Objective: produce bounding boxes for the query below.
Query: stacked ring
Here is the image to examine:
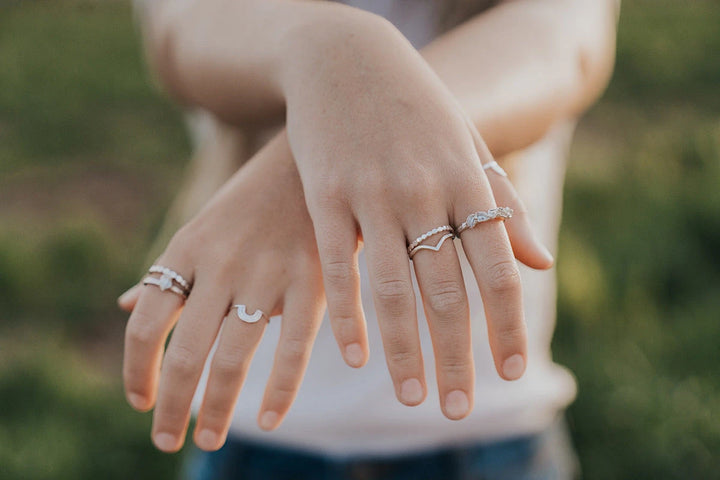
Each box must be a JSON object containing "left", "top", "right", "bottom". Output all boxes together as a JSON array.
[
  {"left": 148, "top": 265, "right": 191, "bottom": 290},
  {"left": 407, "top": 225, "right": 455, "bottom": 259},
  {"left": 455, "top": 207, "right": 513, "bottom": 236},
  {"left": 142, "top": 265, "right": 192, "bottom": 299}
]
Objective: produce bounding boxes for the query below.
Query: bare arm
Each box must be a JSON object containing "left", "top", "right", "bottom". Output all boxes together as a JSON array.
[
  {"left": 421, "top": 0, "right": 618, "bottom": 157},
  {"left": 139, "top": 0, "right": 616, "bottom": 155},
  {"left": 139, "top": 0, "right": 388, "bottom": 126}
]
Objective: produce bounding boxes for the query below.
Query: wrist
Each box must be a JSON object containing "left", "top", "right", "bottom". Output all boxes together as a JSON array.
[{"left": 278, "top": 5, "right": 407, "bottom": 103}]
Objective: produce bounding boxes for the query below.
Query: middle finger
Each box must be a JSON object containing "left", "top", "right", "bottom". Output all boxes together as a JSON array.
[{"left": 407, "top": 217, "right": 474, "bottom": 420}]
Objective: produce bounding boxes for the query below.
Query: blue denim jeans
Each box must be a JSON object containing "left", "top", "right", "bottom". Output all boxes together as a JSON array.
[{"left": 181, "top": 418, "right": 579, "bottom": 480}]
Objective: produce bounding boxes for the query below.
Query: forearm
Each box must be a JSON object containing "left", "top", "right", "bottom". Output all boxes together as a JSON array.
[
  {"left": 421, "top": 0, "right": 617, "bottom": 157},
  {"left": 140, "top": 0, "right": 397, "bottom": 127}
]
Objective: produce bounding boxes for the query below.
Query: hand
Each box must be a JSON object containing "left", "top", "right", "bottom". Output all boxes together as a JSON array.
[
  {"left": 119, "top": 131, "right": 326, "bottom": 452},
  {"left": 281, "top": 17, "right": 553, "bottom": 420}
]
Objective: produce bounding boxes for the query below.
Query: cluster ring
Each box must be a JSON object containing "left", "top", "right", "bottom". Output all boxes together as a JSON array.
[
  {"left": 455, "top": 207, "right": 514, "bottom": 236},
  {"left": 142, "top": 276, "right": 189, "bottom": 299},
  {"left": 148, "top": 265, "right": 191, "bottom": 290},
  {"left": 142, "top": 264, "right": 192, "bottom": 299}
]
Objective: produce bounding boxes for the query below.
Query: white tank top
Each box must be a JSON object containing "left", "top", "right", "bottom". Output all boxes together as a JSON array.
[{"left": 134, "top": 0, "right": 578, "bottom": 456}]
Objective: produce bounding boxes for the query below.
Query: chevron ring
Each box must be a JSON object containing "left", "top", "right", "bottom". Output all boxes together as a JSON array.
[
  {"left": 408, "top": 225, "right": 456, "bottom": 259},
  {"left": 233, "top": 304, "right": 267, "bottom": 324}
]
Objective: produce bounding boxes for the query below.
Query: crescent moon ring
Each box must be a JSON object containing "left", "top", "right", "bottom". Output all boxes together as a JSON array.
[{"left": 233, "top": 304, "right": 267, "bottom": 324}]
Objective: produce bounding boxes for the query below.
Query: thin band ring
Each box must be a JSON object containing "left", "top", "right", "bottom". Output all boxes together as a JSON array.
[
  {"left": 455, "top": 207, "right": 514, "bottom": 236},
  {"left": 408, "top": 232, "right": 455, "bottom": 259},
  {"left": 233, "top": 304, "right": 269, "bottom": 324},
  {"left": 482, "top": 161, "right": 508, "bottom": 177},
  {"left": 142, "top": 276, "right": 189, "bottom": 299},
  {"left": 407, "top": 225, "right": 454, "bottom": 254}
]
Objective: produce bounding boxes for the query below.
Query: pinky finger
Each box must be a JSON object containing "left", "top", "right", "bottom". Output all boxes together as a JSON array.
[
  {"left": 117, "top": 284, "right": 142, "bottom": 312},
  {"left": 464, "top": 115, "right": 554, "bottom": 270},
  {"left": 257, "top": 286, "right": 325, "bottom": 431},
  {"left": 483, "top": 167, "right": 554, "bottom": 270}
]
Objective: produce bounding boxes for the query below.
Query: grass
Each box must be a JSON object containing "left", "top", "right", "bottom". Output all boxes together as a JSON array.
[{"left": 1, "top": 0, "right": 719, "bottom": 478}]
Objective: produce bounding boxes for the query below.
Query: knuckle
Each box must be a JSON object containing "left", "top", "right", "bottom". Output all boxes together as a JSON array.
[
  {"left": 437, "top": 355, "right": 472, "bottom": 376},
  {"left": 375, "top": 278, "right": 412, "bottom": 303},
  {"left": 425, "top": 281, "right": 466, "bottom": 318},
  {"left": 271, "top": 379, "right": 298, "bottom": 398},
  {"left": 164, "top": 343, "right": 202, "bottom": 377},
  {"left": 487, "top": 260, "right": 522, "bottom": 294},
  {"left": 211, "top": 351, "right": 246, "bottom": 379},
  {"left": 495, "top": 322, "right": 527, "bottom": 348},
  {"left": 279, "top": 335, "right": 310, "bottom": 365},
  {"left": 199, "top": 403, "right": 228, "bottom": 427},
  {"left": 126, "top": 313, "right": 162, "bottom": 348},
  {"left": 165, "top": 225, "right": 196, "bottom": 258},
  {"left": 387, "top": 346, "right": 418, "bottom": 370},
  {"left": 323, "top": 260, "right": 357, "bottom": 287}
]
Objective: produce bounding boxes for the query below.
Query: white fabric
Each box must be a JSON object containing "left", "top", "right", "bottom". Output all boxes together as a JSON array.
[
  {"left": 132, "top": 0, "right": 578, "bottom": 457},
  {"left": 337, "top": 0, "right": 439, "bottom": 49}
]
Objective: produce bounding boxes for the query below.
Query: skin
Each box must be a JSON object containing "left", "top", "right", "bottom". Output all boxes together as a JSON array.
[{"left": 120, "top": 0, "right": 617, "bottom": 453}]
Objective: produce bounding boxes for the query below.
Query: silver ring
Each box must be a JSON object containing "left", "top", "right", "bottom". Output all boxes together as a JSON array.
[
  {"left": 148, "top": 265, "right": 191, "bottom": 290},
  {"left": 142, "top": 276, "right": 189, "bottom": 299},
  {"left": 407, "top": 225, "right": 454, "bottom": 254},
  {"left": 482, "top": 161, "right": 508, "bottom": 177},
  {"left": 408, "top": 233, "right": 454, "bottom": 259},
  {"left": 455, "top": 207, "right": 513, "bottom": 236},
  {"left": 233, "top": 304, "right": 268, "bottom": 324}
]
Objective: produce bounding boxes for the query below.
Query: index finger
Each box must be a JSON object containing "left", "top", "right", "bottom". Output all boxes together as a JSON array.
[{"left": 453, "top": 177, "right": 527, "bottom": 381}]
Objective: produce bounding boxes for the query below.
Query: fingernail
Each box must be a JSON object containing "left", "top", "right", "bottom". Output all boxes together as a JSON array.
[
  {"left": 118, "top": 286, "right": 136, "bottom": 304},
  {"left": 400, "top": 378, "right": 423, "bottom": 405},
  {"left": 259, "top": 411, "right": 279, "bottom": 431},
  {"left": 540, "top": 244, "right": 554, "bottom": 264},
  {"left": 196, "top": 429, "right": 220, "bottom": 451},
  {"left": 444, "top": 390, "right": 470, "bottom": 419},
  {"left": 153, "top": 432, "right": 179, "bottom": 452},
  {"left": 127, "top": 393, "right": 148, "bottom": 410},
  {"left": 344, "top": 343, "right": 364, "bottom": 367},
  {"left": 502, "top": 354, "right": 525, "bottom": 380}
]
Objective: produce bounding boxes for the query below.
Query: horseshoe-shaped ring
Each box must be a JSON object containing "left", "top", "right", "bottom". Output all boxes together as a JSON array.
[{"left": 233, "top": 304, "right": 268, "bottom": 324}]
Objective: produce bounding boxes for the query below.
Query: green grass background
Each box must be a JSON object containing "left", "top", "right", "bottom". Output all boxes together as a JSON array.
[{"left": 1, "top": 1, "right": 718, "bottom": 478}]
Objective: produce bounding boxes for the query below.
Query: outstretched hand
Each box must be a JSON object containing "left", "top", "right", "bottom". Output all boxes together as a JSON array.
[
  {"left": 282, "top": 20, "right": 552, "bottom": 420},
  {"left": 120, "top": 132, "right": 326, "bottom": 452},
  {"left": 120, "top": 6, "right": 555, "bottom": 454}
]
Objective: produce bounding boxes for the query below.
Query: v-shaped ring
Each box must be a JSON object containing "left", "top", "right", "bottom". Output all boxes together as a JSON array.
[{"left": 408, "top": 233, "right": 454, "bottom": 259}]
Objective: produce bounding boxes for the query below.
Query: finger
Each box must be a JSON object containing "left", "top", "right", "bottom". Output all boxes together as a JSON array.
[
  {"left": 151, "top": 280, "right": 229, "bottom": 453},
  {"left": 311, "top": 205, "right": 368, "bottom": 368},
  {"left": 362, "top": 215, "right": 426, "bottom": 406},
  {"left": 465, "top": 116, "right": 553, "bottom": 269},
  {"left": 408, "top": 219, "right": 474, "bottom": 420},
  {"left": 454, "top": 178, "right": 528, "bottom": 382},
  {"left": 193, "top": 296, "right": 272, "bottom": 451},
  {"left": 257, "top": 285, "right": 325, "bottom": 431},
  {"left": 484, "top": 167, "right": 554, "bottom": 269},
  {"left": 123, "top": 264, "right": 192, "bottom": 412},
  {"left": 118, "top": 283, "right": 142, "bottom": 312}
]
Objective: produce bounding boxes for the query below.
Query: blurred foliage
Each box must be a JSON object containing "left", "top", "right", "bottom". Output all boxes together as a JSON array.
[
  {"left": 554, "top": 1, "right": 720, "bottom": 478},
  {"left": 0, "top": 0, "right": 718, "bottom": 479}
]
